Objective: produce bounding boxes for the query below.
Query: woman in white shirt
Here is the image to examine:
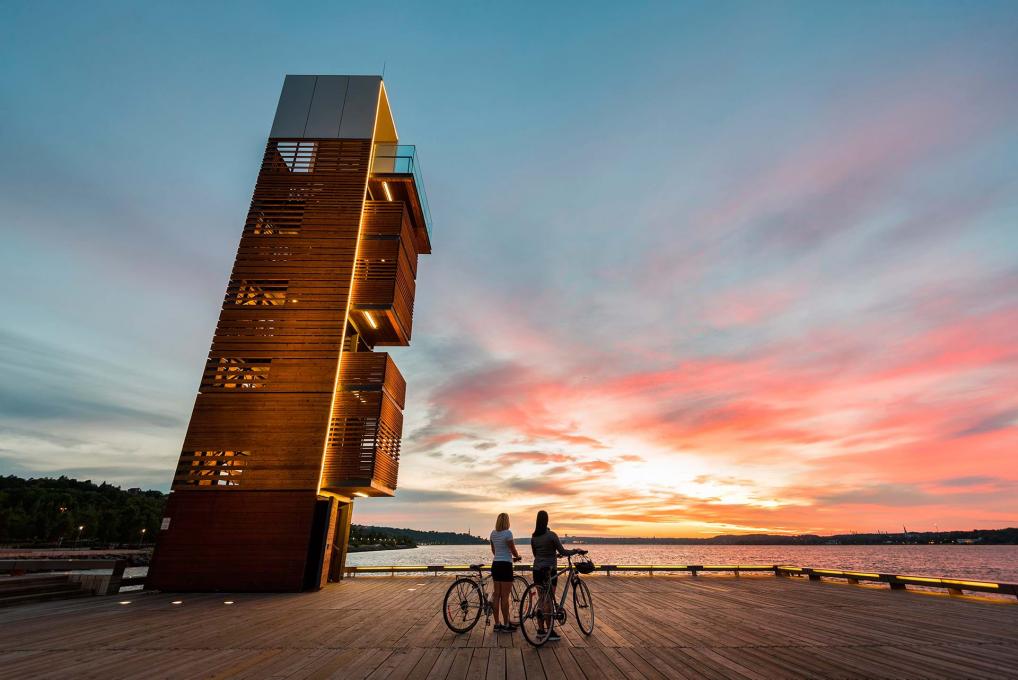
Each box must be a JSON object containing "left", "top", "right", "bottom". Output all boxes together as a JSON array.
[{"left": 489, "top": 512, "right": 521, "bottom": 632}]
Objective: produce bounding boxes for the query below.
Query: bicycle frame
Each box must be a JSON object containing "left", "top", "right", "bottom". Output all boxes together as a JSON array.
[
  {"left": 540, "top": 555, "right": 582, "bottom": 617},
  {"left": 471, "top": 568, "right": 493, "bottom": 613},
  {"left": 444, "top": 564, "right": 530, "bottom": 635},
  {"left": 474, "top": 565, "right": 523, "bottom": 615}
]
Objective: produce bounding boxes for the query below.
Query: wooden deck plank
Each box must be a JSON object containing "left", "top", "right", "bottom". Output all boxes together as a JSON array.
[
  {"left": 534, "top": 647, "right": 567, "bottom": 680},
  {"left": 0, "top": 575, "right": 1015, "bottom": 679},
  {"left": 550, "top": 646, "right": 587, "bottom": 680},
  {"left": 503, "top": 648, "right": 525, "bottom": 680},
  {"left": 612, "top": 647, "right": 671, "bottom": 680},
  {"left": 424, "top": 648, "right": 458, "bottom": 680},
  {"left": 486, "top": 647, "right": 507, "bottom": 680}
]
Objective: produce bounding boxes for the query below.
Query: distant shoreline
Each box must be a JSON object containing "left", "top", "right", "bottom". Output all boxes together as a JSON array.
[
  {"left": 552, "top": 528, "right": 1018, "bottom": 546},
  {"left": 348, "top": 544, "right": 416, "bottom": 553}
]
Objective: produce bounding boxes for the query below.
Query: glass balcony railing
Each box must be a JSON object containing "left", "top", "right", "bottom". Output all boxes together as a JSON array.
[{"left": 372, "top": 144, "right": 432, "bottom": 239}]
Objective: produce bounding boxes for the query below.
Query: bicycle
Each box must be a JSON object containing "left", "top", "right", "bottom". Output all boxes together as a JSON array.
[
  {"left": 518, "top": 551, "right": 595, "bottom": 646},
  {"left": 442, "top": 563, "right": 530, "bottom": 634}
]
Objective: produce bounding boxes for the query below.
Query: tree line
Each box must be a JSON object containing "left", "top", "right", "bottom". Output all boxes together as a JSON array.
[
  {"left": 350, "top": 525, "right": 486, "bottom": 546},
  {"left": 0, "top": 475, "right": 164, "bottom": 546},
  {"left": 0, "top": 476, "right": 489, "bottom": 549},
  {"left": 561, "top": 529, "right": 1018, "bottom": 545}
]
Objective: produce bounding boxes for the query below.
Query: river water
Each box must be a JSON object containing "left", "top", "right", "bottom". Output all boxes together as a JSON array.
[{"left": 347, "top": 544, "right": 1018, "bottom": 583}]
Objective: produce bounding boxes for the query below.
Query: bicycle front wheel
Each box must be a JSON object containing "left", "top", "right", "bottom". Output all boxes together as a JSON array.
[
  {"left": 572, "top": 577, "right": 594, "bottom": 635},
  {"left": 443, "top": 577, "right": 483, "bottom": 634},
  {"left": 509, "top": 574, "right": 529, "bottom": 624},
  {"left": 519, "top": 581, "right": 554, "bottom": 647}
]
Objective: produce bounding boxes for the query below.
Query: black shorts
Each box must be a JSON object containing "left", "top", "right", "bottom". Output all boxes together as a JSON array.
[
  {"left": 533, "top": 566, "right": 558, "bottom": 589},
  {"left": 491, "top": 561, "right": 514, "bottom": 583}
]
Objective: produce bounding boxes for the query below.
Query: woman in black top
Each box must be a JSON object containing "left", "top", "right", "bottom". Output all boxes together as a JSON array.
[{"left": 530, "top": 510, "right": 584, "bottom": 641}]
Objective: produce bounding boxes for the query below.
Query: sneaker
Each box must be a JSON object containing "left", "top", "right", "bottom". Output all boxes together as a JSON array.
[
  {"left": 493, "top": 624, "right": 505, "bottom": 632},
  {"left": 503, "top": 623, "right": 518, "bottom": 631},
  {"left": 547, "top": 630, "right": 561, "bottom": 641}
]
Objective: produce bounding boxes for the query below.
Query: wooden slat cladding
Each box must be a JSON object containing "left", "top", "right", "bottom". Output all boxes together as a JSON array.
[
  {"left": 163, "top": 137, "right": 371, "bottom": 500},
  {"left": 179, "top": 392, "right": 332, "bottom": 490},
  {"left": 370, "top": 174, "right": 432, "bottom": 254},
  {"left": 362, "top": 201, "right": 419, "bottom": 275},
  {"left": 338, "top": 352, "right": 406, "bottom": 408},
  {"left": 322, "top": 353, "right": 405, "bottom": 495},
  {"left": 352, "top": 201, "right": 421, "bottom": 346},
  {"left": 352, "top": 240, "right": 416, "bottom": 342},
  {"left": 323, "top": 393, "right": 404, "bottom": 494}
]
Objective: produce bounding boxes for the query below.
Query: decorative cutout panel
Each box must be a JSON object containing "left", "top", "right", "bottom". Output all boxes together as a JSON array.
[
  {"left": 174, "top": 450, "right": 250, "bottom": 488},
  {"left": 226, "top": 280, "right": 289, "bottom": 306},
  {"left": 201, "top": 358, "right": 271, "bottom": 390}
]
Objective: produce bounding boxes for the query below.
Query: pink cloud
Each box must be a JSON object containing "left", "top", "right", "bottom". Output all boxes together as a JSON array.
[
  {"left": 706, "top": 284, "right": 800, "bottom": 328},
  {"left": 399, "top": 57, "right": 1018, "bottom": 535}
]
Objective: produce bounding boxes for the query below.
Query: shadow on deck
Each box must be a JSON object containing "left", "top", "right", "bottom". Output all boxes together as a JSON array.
[{"left": 0, "top": 574, "right": 1015, "bottom": 679}]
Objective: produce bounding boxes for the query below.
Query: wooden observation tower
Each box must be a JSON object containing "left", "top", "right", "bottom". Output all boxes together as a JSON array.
[{"left": 148, "top": 75, "right": 433, "bottom": 591}]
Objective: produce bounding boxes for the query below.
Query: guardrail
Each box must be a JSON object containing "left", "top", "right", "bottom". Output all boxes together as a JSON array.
[
  {"left": 774, "top": 565, "right": 1017, "bottom": 597},
  {"left": 0, "top": 559, "right": 127, "bottom": 595},
  {"left": 16, "top": 560, "right": 1003, "bottom": 600},
  {"left": 342, "top": 563, "right": 1018, "bottom": 599}
]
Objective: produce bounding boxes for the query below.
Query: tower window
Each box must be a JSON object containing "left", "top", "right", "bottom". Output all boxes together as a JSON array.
[
  {"left": 202, "top": 358, "right": 271, "bottom": 390},
  {"left": 227, "top": 280, "right": 288, "bottom": 306},
  {"left": 276, "top": 141, "right": 317, "bottom": 173},
  {"left": 176, "top": 450, "right": 250, "bottom": 487}
]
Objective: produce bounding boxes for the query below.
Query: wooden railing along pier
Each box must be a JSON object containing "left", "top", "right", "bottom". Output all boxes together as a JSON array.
[
  {"left": 3, "top": 559, "right": 1014, "bottom": 600},
  {"left": 342, "top": 562, "right": 1018, "bottom": 599},
  {"left": 0, "top": 559, "right": 130, "bottom": 599}
]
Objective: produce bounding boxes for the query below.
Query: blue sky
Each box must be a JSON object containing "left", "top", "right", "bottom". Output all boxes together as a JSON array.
[{"left": 2, "top": 1, "right": 1017, "bottom": 534}]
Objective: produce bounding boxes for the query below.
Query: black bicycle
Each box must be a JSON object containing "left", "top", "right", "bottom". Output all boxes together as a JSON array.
[
  {"left": 442, "top": 563, "right": 530, "bottom": 634},
  {"left": 518, "top": 552, "right": 595, "bottom": 646}
]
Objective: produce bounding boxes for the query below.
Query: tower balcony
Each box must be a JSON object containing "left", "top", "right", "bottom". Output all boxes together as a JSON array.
[
  {"left": 321, "top": 352, "right": 406, "bottom": 498},
  {"left": 351, "top": 201, "right": 419, "bottom": 346},
  {"left": 369, "top": 144, "right": 432, "bottom": 254}
]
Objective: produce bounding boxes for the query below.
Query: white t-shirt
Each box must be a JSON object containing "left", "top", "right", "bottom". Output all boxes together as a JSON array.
[{"left": 490, "top": 529, "right": 514, "bottom": 563}]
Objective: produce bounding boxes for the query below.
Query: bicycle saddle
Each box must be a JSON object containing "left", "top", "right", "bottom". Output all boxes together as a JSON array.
[{"left": 469, "top": 563, "right": 483, "bottom": 570}]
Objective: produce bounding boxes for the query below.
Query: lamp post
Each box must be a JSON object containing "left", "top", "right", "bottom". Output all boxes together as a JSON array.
[
  {"left": 75, "top": 525, "right": 84, "bottom": 548},
  {"left": 138, "top": 527, "right": 147, "bottom": 548},
  {"left": 56, "top": 507, "right": 68, "bottom": 547}
]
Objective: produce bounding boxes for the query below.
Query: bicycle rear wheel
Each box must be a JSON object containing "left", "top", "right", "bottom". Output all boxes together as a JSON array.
[
  {"left": 519, "top": 581, "right": 554, "bottom": 646},
  {"left": 509, "top": 574, "right": 529, "bottom": 624},
  {"left": 572, "top": 577, "right": 594, "bottom": 635},
  {"left": 443, "top": 577, "right": 483, "bottom": 634}
]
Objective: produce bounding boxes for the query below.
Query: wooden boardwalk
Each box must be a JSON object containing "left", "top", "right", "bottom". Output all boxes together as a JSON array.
[{"left": 0, "top": 574, "right": 1016, "bottom": 679}]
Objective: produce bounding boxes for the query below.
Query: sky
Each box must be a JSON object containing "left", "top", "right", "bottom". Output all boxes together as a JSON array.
[{"left": 1, "top": 1, "right": 1017, "bottom": 537}]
